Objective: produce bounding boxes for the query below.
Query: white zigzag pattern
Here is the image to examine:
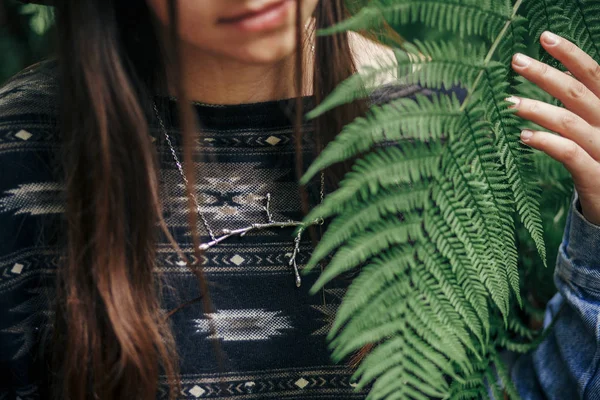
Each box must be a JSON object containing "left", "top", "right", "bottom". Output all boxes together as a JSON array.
[
  {"left": 194, "top": 309, "right": 292, "bottom": 341},
  {"left": 0, "top": 182, "right": 64, "bottom": 215}
]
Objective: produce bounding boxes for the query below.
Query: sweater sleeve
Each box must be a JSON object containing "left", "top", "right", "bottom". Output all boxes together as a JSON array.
[
  {"left": 512, "top": 193, "right": 600, "bottom": 399},
  {"left": 0, "top": 61, "right": 60, "bottom": 399}
]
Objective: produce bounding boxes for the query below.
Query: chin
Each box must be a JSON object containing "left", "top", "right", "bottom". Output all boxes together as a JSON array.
[{"left": 232, "top": 33, "right": 297, "bottom": 64}]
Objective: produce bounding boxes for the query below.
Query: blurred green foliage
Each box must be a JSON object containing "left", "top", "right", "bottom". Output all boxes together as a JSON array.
[{"left": 0, "top": 0, "right": 54, "bottom": 84}]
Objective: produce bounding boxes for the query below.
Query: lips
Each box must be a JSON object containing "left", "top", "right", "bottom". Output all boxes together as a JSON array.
[
  {"left": 218, "top": 0, "right": 293, "bottom": 32},
  {"left": 219, "top": 1, "right": 288, "bottom": 23}
]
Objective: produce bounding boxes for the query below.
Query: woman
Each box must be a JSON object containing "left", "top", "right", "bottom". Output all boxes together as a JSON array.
[{"left": 0, "top": 0, "right": 598, "bottom": 399}]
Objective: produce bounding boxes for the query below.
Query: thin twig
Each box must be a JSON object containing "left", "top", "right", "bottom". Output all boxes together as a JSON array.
[
  {"left": 198, "top": 193, "right": 322, "bottom": 287},
  {"left": 198, "top": 221, "right": 305, "bottom": 251},
  {"left": 289, "top": 228, "right": 305, "bottom": 287}
]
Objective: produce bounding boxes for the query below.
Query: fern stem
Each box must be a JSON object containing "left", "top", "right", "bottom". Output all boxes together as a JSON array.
[{"left": 459, "top": 0, "right": 524, "bottom": 112}]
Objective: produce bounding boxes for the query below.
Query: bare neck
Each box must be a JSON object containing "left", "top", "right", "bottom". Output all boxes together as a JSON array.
[{"left": 177, "top": 42, "right": 314, "bottom": 106}]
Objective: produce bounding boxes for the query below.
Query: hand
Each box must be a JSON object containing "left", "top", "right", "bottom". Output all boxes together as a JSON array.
[{"left": 508, "top": 31, "right": 600, "bottom": 225}]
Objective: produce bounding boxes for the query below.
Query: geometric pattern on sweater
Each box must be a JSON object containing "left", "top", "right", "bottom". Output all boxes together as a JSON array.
[{"left": 0, "top": 61, "right": 425, "bottom": 399}]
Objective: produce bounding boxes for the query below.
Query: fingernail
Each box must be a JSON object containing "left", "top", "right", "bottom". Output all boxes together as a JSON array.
[
  {"left": 542, "top": 31, "right": 560, "bottom": 46},
  {"left": 521, "top": 130, "right": 534, "bottom": 141},
  {"left": 513, "top": 53, "right": 531, "bottom": 67},
  {"left": 505, "top": 96, "right": 521, "bottom": 107}
]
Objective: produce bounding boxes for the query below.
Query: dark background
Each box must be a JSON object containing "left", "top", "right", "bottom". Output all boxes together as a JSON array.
[{"left": 1, "top": 0, "right": 54, "bottom": 84}]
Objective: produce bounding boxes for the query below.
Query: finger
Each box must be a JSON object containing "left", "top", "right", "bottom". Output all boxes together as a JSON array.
[
  {"left": 507, "top": 96, "right": 600, "bottom": 160},
  {"left": 540, "top": 31, "right": 600, "bottom": 99},
  {"left": 520, "top": 129, "right": 600, "bottom": 192},
  {"left": 511, "top": 53, "right": 600, "bottom": 126}
]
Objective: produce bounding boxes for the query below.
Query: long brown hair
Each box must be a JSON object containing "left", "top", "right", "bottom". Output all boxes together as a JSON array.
[{"left": 51, "top": 0, "right": 364, "bottom": 399}]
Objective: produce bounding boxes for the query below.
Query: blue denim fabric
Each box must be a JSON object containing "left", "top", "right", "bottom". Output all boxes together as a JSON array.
[{"left": 513, "top": 194, "right": 600, "bottom": 399}]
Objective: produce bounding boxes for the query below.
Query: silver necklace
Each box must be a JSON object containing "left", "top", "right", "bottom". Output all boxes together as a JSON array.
[{"left": 153, "top": 103, "right": 324, "bottom": 287}]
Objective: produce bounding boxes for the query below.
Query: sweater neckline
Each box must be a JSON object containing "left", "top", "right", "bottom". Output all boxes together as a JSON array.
[{"left": 154, "top": 95, "right": 315, "bottom": 133}]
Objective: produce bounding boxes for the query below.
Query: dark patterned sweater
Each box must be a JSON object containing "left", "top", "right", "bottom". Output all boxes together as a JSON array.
[{"left": 0, "top": 62, "right": 426, "bottom": 400}]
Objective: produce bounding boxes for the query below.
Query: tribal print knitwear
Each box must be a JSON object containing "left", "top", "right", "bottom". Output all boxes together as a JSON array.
[{"left": 0, "top": 61, "right": 425, "bottom": 400}]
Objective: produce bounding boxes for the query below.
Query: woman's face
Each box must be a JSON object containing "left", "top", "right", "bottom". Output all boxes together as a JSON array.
[{"left": 147, "top": 0, "right": 319, "bottom": 64}]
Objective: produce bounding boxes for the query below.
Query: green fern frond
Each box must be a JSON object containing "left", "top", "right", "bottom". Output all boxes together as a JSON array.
[
  {"left": 404, "top": 295, "right": 471, "bottom": 368},
  {"left": 302, "top": 95, "right": 457, "bottom": 183},
  {"left": 307, "top": 41, "right": 485, "bottom": 119},
  {"left": 497, "top": 15, "right": 529, "bottom": 64},
  {"left": 309, "top": 217, "right": 423, "bottom": 291},
  {"left": 416, "top": 246, "right": 487, "bottom": 344},
  {"left": 448, "top": 369, "right": 488, "bottom": 400},
  {"left": 332, "top": 285, "right": 471, "bottom": 372},
  {"left": 443, "top": 137, "right": 515, "bottom": 309},
  {"left": 303, "top": 180, "right": 430, "bottom": 230},
  {"left": 298, "top": 0, "right": 580, "bottom": 397},
  {"left": 494, "top": 119, "right": 546, "bottom": 266},
  {"left": 331, "top": 269, "right": 475, "bottom": 378},
  {"left": 411, "top": 266, "right": 482, "bottom": 356},
  {"left": 525, "top": 1, "right": 570, "bottom": 40},
  {"left": 430, "top": 185, "right": 511, "bottom": 317},
  {"left": 330, "top": 315, "right": 409, "bottom": 362},
  {"left": 330, "top": 247, "right": 414, "bottom": 336},
  {"left": 367, "top": 363, "right": 447, "bottom": 399},
  {"left": 303, "top": 143, "right": 441, "bottom": 221},
  {"left": 558, "top": 0, "right": 600, "bottom": 62},
  {"left": 524, "top": 0, "right": 571, "bottom": 67},
  {"left": 492, "top": 353, "right": 521, "bottom": 400},
  {"left": 486, "top": 369, "right": 504, "bottom": 400},
  {"left": 467, "top": 113, "right": 521, "bottom": 303},
  {"left": 507, "top": 314, "right": 540, "bottom": 339},
  {"left": 452, "top": 107, "right": 522, "bottom": 305},
  {"left": 479, "top": 65, "right": 547, "bottom": 266},
  {"left": 354, "top": 334, "right": 463, "bottom": 390},
  {"left": 420, "top": 211, "right": 491, "bottom": 318},
  {"left": 498, "top": 338, "right": 540, "bottom": 353},
  {"left": 306, "top": 61, "right": 401, "bottom": 119},
  {"left": 449, "top": 389, "right": 488, "bottom": 400},
  {"left": 531, "top": 150, "right": 573, "bottom": 201},
  {"left": 306, "top": 185, "right": 429, "bottom": 266},
  {"left": 320, "top": 1, "right": 511, "bottom": 40},
  {"left": 364, "top": 350, "right": 449, "bottom": 395},
  {"left": 400, "top": 40, "right": 487, "bottom": 88},
  {"left": 333, "top": 276, "right": 414, "bottom": 344}
]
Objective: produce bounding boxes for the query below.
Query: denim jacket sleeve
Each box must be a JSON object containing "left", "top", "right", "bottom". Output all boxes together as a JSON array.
[{"left": 512, "top": 193, "right": 600, "bottom": 399}]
